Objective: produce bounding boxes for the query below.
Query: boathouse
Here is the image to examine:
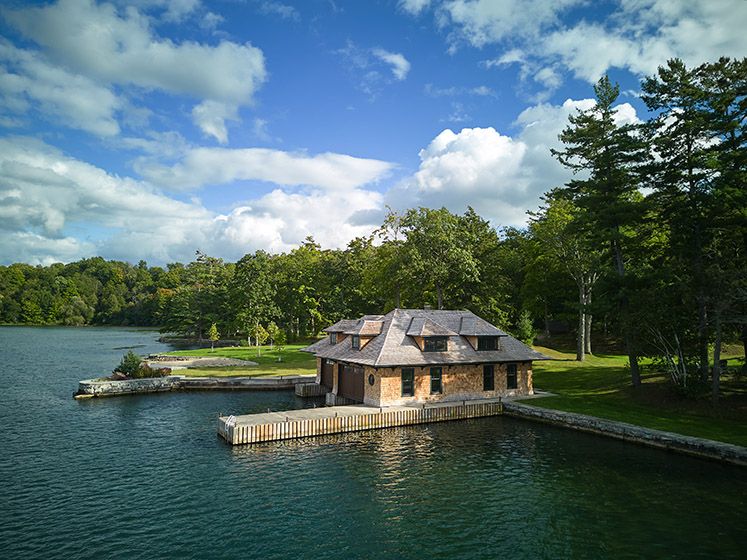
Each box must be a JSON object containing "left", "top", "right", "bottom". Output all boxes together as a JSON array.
[{"left": 302, "top": 308, "right": 547, "bottom": 407}]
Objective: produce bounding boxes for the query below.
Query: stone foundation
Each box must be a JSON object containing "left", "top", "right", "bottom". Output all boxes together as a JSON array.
[
  {"left": 295, "top": 382, "right": 329, "bottom": 397},
  {"left": 363, "top": 362, "right": 533, "bottom": 407},
  {"left": 504, "top": 402, "right": 747, "bottom": 467},
  {"left": 75, "top": 374, "right": 316, "bottom": 398},
  {"left": 76, "top": 376, "right": 180, "bottom": 397},
  {"left": 325, "top": 393, "right": 359, "bottom": 406}
]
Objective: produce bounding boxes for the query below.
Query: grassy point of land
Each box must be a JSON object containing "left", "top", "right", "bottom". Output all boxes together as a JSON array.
[
  {"left": 524, "top": 346, "right": 747, "bottom": 447},
  {"left": 165, "top": 343, "right": 317, "bottom": 377}
]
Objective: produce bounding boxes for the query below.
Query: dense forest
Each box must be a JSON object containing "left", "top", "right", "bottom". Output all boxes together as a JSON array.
[{"left": 1, "top": 58, "right": 745, "bottom": 395}]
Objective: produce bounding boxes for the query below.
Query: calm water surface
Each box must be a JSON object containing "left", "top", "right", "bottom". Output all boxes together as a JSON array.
[{"left": 1, "top": 326, "right": 745, "bottom": 559}]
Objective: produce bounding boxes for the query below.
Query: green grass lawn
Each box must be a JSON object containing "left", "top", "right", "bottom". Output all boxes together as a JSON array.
[
  {"left": 165, "top": 343, "right": 317, "bottom": 377},
  {"left": 523, "top": 346, "right": 747, "bottom": 447}
]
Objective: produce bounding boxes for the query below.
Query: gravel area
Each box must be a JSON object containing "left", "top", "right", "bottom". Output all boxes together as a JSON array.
[{"left": 146, "top": 355, "right": 258, "bottom": 368}]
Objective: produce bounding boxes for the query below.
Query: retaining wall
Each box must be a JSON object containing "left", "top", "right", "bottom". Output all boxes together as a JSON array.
[
  {"left": 76, "top": 374, "right": 315, "bottom": 397},
  {"left": 295, "top": 382, "right": 329, "bottom": 397},
  {"left": 504, "top": 402, "right": 747, "bottom": 467},
  {"left": 77, "top": 376, "right": 180, "bottom": 397}
]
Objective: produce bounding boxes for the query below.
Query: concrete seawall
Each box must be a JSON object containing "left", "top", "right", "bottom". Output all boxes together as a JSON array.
[
  {"left": 75, "top": 374, "right": 316, "bottom": 398},
  {"left": 504, "top": 402, "right": 747, "bottom": 467}
]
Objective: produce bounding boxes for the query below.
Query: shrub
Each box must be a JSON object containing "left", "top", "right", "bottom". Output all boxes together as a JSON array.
[
  {"left": 131, "top": 364, "right": 171, "bottom": 379},
  {"left": 114, "top": 351, "right": 170, "bottom": 378},
  {"left": 114, "top": 351, "right": 142, "bottom": 376}
]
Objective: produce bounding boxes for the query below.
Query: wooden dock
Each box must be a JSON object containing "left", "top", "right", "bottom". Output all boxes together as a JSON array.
[{"left": 218, "top": 399, "right": 504, "bottom": 445}]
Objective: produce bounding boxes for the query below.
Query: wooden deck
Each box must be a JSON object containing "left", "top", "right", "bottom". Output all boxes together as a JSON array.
[{"left": 218, "top": 399, "right": 504, "bottom": 445}]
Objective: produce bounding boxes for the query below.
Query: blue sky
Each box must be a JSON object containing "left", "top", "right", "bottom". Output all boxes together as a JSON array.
[{"left": 1, "top": 0, "right": 745, "bottom": 265}]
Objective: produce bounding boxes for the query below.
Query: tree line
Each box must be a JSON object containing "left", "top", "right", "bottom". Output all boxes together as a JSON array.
[{"left": 1, "top": 57, "right": 744, "bottom": 398}]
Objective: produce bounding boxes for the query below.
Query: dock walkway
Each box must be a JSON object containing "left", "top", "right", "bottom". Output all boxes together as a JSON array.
[{"left": 218, "top": 399, "right": 504, "bottom": 445}]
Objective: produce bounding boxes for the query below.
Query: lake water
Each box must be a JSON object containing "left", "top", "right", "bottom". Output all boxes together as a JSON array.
[{"left": 1, "top": 326, "right": 745, "bottom": 559}]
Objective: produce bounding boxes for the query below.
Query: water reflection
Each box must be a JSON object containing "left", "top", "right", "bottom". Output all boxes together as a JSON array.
[{"left": 2, "top": 326, "right": 746, "bottom": 560}]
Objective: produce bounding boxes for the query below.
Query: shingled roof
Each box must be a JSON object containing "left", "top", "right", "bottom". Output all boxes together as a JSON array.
[
  {"left": 459, "top": 315, "right": 507, "bottom": 337},
  {"left": 323, "top": 319, "right": 359, "bottom": 333},
  {"left": 303, "top": 308, "right": 548, "bottom": 367}
]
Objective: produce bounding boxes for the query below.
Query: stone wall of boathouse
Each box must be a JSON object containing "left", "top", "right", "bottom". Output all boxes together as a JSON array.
[{"left": 362, "top": 361, "right": 533, "bottom": 407}]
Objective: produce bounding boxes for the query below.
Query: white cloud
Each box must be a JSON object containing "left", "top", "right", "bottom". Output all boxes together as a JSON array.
[
  {"left": 116, "top": 130, "right": 190, "bottom": 158},
  {"left": 441, "top": 0, "right": 581, "bottom": 46},
  {"left": 337, "top": 41, "right": 412, "bottom": 97},
  {"left": 372, "top": 48, "right": 411, "bottom": 80},
  {"left": 0, "top": 137, "right": 210, "bottom": 236},
  {"left": 388, "top": 97, "right": 640, "bottom": 227},
  {"left": 191, "top": 101, "right": 239, "bottom": 143},
  {"left": 256, "top": 1, "right": 300, "bottom": 20},
  {"left": 0, "top": 137, "right": 388, "bottom": 265},
  {"left": 162, "top": 0, "right": 201, "bottom": 22},
  {"left": 213, "top": 188, "right": 383, "bottom": 258},
  {"left": 424, "top": 83, "right": 494, "bottom": 97},
  {"left": 399, "top": 0, "right": 432, "bottom": 15},
  {"left": 139, "top": 146, "right": 394, "bottom": 191},
  {"left": 0, "top": 97, "right": 642, "bottom": 264},
  {"left": 0, "top": 232, "right": 95, "bottom": 267},
  {"left": 541, "top": 1, "right": 747, "bottom": 82},
  {"left": 435, "top": 0, "right": 747, "bottom": 92},
  {"left": 0, "top": 42, "right": 122, "bottom": 136},
  {"left": 2, "top": 0, "right": 266, "bottom": 141}
]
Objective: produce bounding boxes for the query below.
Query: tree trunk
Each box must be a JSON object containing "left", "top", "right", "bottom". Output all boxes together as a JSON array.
[
  {"left": 584, "top": 282, "right": 593, "bottom": 355},
  {"left": 256, "top": 320, "right": 261, "bottom": 357},
  {"left": 712, "top": 312, "right": 722, "bottom": 403},
  {"left": 697, "top": 296, "right": 709, "bottom": 382},
  {"left": 612, "top": 236, "right": 640, "bottom": 387},
  {"left": 576, "top": 284, "right": 585, "bottom": 361}
]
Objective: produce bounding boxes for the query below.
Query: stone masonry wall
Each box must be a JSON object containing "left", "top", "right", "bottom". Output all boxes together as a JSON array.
[
  {"left": 363, "top": 361, "right": 533, "bottom": 406},
  {"left": 504, "top": 402, "right": 747, "bottom": 467},
  {"left": 78, "top": 376, "right": 180, "bottom": 396}
]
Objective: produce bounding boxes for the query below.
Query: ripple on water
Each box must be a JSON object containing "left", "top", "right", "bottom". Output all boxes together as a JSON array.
[{"left": 1, "top": 326, "right": 746, "bottom": 560}]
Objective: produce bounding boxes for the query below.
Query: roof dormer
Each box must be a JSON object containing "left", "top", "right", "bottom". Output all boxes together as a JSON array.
[{"left": 406, "top": 317, "right": 455, "bottom": 352}]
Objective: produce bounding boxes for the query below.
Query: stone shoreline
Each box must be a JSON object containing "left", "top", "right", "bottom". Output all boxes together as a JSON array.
[
  {"left": 74, "top": 374, "right": 316, "bottom": 398},
  {"left": 504, "top": 401, "right": 747, "bottom": 467}
]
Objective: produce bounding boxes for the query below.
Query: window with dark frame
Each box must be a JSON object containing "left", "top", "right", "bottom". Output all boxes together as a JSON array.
[
  {"left": 477, "top": 336, "right": 498, "bottom": 351},
  {"left": 507, "top": 363, "right": 518, "bottom": 389},
  {"left": 483, "top": 364, "right": 495, "bottom": 391},
  {"left": 423, "top": 337, "right": 448, "bottom": 352},
  {"left": 329, "top": 333, "right": 336, "bottom": 345},
  {"left": 351, "top": 335, "right": 360, "bottom": 350},
  {"left": 430, "top": 367, "right": 443, "bottom": 394},
  {"left": 401, "top": 367, "right": 414, "bottom": 397}
]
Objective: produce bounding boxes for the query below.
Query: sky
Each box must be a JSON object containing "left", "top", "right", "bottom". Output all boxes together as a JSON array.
[{"left": 1, "top": 0, "right": 746, "bottom": 266}]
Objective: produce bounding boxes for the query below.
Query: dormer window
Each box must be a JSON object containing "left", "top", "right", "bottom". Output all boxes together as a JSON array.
[
  {"left": 424, "top": 336, "right": 447, "bottom": 352},
  {"left": 351, "top": 335, "right": 360, "bottom": 350},
  {"left": 329, "top": 333, "right": 337, "bottom": 345},
  {"left": 477, "top": 336, "right": 498, "bottom": 351}
]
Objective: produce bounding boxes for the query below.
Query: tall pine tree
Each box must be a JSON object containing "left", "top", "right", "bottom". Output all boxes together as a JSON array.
[{"left": 552, "top": 76, "right": 647, "bottom": 386}]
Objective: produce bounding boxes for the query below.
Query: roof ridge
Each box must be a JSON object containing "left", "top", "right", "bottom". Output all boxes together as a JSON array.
[{"left": 374, "top": 308, "right": 399, "bottom": 367}]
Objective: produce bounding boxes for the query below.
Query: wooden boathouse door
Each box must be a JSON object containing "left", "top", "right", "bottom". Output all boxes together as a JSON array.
[
  {"left": 338, "top": 363, "right": 365, "bottom": 402},
  {"left": 321, "top": 359, "right": 334, "bottom": 389}
]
